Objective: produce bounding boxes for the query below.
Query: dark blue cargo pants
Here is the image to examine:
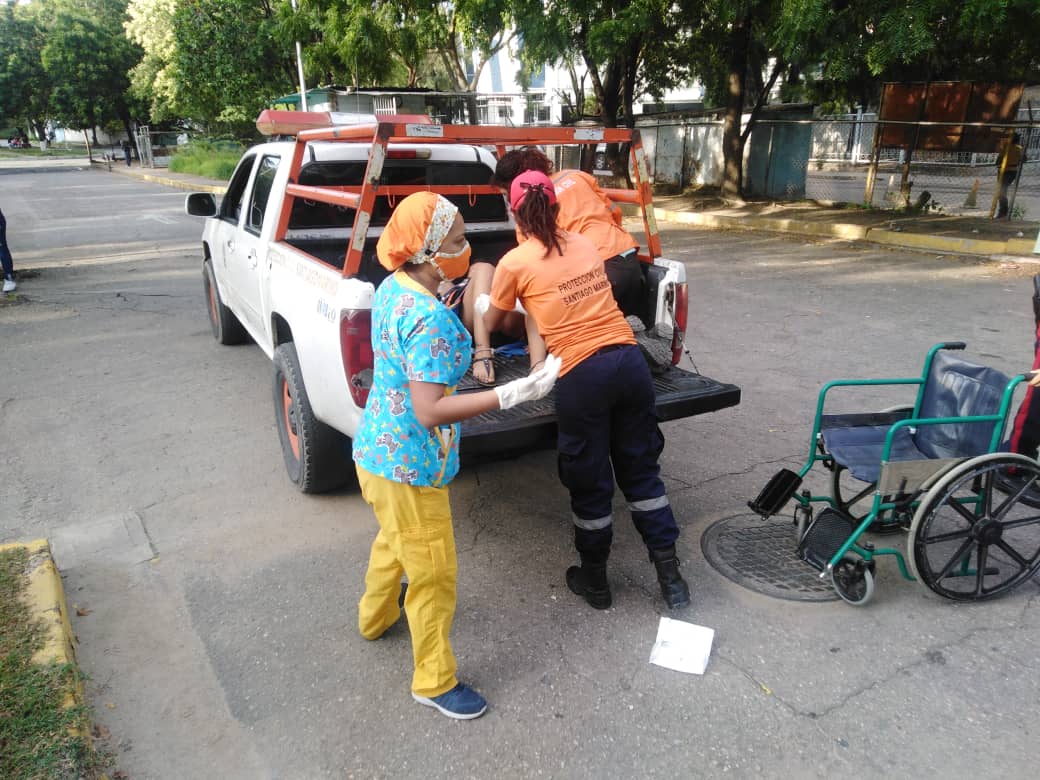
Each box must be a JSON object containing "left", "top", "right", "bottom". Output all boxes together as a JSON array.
[{"left": 554, "top": 343, "right": 679, "bottom": 560}]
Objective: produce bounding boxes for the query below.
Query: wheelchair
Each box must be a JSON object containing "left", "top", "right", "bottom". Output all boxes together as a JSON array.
[{"left": 749, "top": 342, "right": 1040, "bottom": 605}]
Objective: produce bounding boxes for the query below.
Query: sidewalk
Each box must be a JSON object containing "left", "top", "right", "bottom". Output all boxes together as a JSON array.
[
  {"left": 653, "top": 193, "right": 1040, "bottom": 260},
  {"left": 99, "top": 161, "right": 1040, "bottom": 260}
]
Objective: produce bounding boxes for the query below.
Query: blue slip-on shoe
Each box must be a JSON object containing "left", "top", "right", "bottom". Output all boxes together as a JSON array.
[{"left": 412, "top": 682, "right": 488, "bottom": 720}]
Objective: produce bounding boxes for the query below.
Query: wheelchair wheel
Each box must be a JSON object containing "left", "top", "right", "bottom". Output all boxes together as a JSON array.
[
  {"left": 830, "top": 556, "right": 875, "bottom": 606},
  {"left": 831, "top": 466, "right": 902, "bottom": 535},
  {"left": 908, "top": 453, "right": 1040, "bottom": 601}
]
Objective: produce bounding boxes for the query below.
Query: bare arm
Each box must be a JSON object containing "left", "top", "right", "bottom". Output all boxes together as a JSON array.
[
  {"left": 409, "top": 380, "right": 500, "bottom": 428},
  {"left": 482, "top": 303, "right": 514, "bottom": 334}
]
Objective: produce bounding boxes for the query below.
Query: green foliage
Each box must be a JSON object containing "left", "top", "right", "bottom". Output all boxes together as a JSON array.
[
  {"left": 777, "top": 0, "right": 1040, "bottom": 108},
  {"left": 0, "top": 549, "right": 105, "bottom": 779},
  {"left": 125, "top": 0, "right": 180, "bottom": 121},
  {"left": 516, "top": 0, "right": 689, "bottom": 127},
  {"left": 168, "top": 137, "right": 245, "bottom": 180},
  {"left": 40, "top": 1, "right": 142, "bottom": 131},
  {"left": 170, "top": 0, "right": 293, "bottom": 129},
  {"left": 0, "top": 3, "right": 51, "bottom": 134},
  {"left": 287, "top": 1, "right": 517, "bottom": 92}
]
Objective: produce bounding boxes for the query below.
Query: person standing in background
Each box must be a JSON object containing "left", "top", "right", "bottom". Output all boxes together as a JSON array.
[
  {"left": 1, "top": 208, "right": 17, "bottom": 292},
  {"left": 995, "top": 132, "right": 1024, "bottom": 219}
]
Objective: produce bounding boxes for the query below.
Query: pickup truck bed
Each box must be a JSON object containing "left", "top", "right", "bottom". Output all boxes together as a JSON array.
[
  {"left": 458, "top": 354, "right": 740, "bottom": 458},
  {"left": 188, "top": 120, "right": 742, "bottom": 493}
]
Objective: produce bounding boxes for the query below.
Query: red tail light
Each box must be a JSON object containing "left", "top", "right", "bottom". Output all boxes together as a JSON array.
[
  {"left": 386, "top": 149, "right": 431, "bottom": 159},
  {"left": 340, "top": 308, "right": 373, "bottom": 408},
  {"left": 670, "top": 282, "right": 688, "bottom": 365}
]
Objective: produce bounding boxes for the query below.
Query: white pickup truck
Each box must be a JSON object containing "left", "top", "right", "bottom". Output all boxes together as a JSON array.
[{"left": 185, "top": 113, "right": 740, "bottom": 493}]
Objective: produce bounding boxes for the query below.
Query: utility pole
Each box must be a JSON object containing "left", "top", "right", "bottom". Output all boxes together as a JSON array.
[{"left": 290, "top": 0, "right": 308, "bottom": 111}]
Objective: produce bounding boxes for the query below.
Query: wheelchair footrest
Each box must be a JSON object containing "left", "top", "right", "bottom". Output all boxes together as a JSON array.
[
  {"left": 748, "top": 468, "right": 802, "bottom": 518},
  {"left": 797, "top": 508, "right": 855, "bottom": 572}
]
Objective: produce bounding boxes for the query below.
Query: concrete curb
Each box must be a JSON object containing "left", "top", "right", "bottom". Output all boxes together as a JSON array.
[
  {"left": 94, "top": 160, "right": 227, "bottom": 195},
  {"left": 655, "top": 207, "right": 1039, "bottom": 260},
  {"left": 0, "top": 539, "right": 92, "bottom": 744}
]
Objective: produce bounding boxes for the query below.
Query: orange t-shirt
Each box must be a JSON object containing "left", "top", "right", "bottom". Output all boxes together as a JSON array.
[
  {"left": 554, "top": 170, "right": 638, "bottom": 260},
  {"left": 510, "top": 170, "right": 638, "bottom": 260},
  {"left": 491, "top": 230, "right": 636, "bottom": 376}
]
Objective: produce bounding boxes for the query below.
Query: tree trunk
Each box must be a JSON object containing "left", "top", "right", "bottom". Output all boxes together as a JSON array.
[{"left": 721, "top": 12, "right": 752, "bottom": 200}]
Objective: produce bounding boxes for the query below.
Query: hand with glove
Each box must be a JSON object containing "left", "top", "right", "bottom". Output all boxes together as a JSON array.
[{"left": 494, "top": 354, "right": 562, "bottom": 410}]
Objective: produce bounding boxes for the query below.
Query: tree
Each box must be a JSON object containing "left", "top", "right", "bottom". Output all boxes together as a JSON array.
[
  {"left": 39, "top": 0, "right": 143, "bottom": 143},
  {"left": 516, "top": 0, "right": 689, "bottom": 130},
  {"left": 125, "top": 0, "right": 180, "bottom": 122},
  {"left": 0, "top": 3, "right": 51, "bottom": 139},
  {"left": 286, "top": 0, "right": 518, "bottom": 97},
  {"left": 170, "top": 0, "right": 295, "bottom": 131},
  {"left": 780, "top": 0, "right": 1040, "bottom": 100},
  {"left": 673, "top": 0, "right": 1040, "bottom": 199}
]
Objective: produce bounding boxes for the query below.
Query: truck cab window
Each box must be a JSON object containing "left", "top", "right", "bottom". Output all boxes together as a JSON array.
[
  {"left": 246, "top": 155, "right": 280, "bottom": 235},
  {"left": 288, "top": 160, "right": 508, "bottom": 230},
  {"left": 220, "top": 154, "right": 257, "bottom": 224}
]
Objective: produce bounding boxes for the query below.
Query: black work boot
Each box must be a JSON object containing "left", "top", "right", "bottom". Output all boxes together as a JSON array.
[
  {"left": 566, "top": 555, "right": 612, "bottom": 610},
  {"left": 649, "top": 546, "right": 690, "bottom": 609}
]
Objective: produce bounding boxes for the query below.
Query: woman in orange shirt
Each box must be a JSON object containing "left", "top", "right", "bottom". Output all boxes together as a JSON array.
[
  {"left": 490, "top": 147, "right": 645, "bottom": 316},
  {"left": 479, "top": 171, "right": 690, "bottom": 611}
]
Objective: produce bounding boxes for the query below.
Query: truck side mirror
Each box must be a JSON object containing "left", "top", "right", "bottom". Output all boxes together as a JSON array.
[{"left": 184, "top": 192, "right": 217, "bottom": 217}]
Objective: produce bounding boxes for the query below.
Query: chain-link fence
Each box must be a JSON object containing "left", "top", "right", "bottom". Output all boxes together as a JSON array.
[
  {"left": 804, "top": 113, "right": 1040, "bottom": 218},
  {"left": 633, "top": 111, "right": 1040, "bottom": 219}
]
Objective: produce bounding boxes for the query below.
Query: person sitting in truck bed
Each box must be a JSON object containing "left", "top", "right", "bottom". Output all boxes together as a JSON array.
[
  {"left": 352, "top": 191, "right": 561, "bottom": 720},
  {"left": 478, "top": 170, "right": 690, "bottom": 613},
  {"left": 438, "top": 260, "right": 547, "bottom": 385}
]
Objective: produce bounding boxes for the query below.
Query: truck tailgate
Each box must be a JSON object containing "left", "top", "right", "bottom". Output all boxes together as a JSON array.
[{"left": 458, "top": 356, "right": 740, "bottom": 458}]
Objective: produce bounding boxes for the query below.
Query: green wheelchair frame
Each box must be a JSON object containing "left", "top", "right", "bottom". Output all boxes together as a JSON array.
[{"left": 749, "top": 342, "right": 1040, "bottom": 605}]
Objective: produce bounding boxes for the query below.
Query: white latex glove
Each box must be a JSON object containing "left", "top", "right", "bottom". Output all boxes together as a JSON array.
[
  {"left": 494, "top": 354, "right": 562, "bottom": 410},
  {"left": 475, "top": 292, "right": 525, "bottom": 317}
]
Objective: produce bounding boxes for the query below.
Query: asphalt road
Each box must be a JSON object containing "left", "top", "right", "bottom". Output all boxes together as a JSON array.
[{"left": 2, "top": 165, "right": 1038, "bottom": 779}]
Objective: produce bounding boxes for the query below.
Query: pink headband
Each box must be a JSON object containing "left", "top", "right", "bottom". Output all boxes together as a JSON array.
[{"left": 510, "top": 170, "right": 557, "bottom": 210}]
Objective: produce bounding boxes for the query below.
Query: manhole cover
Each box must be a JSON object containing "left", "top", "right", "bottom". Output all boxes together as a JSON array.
[{"left": 701, "top": 513, "right": 838, "bottom": 602}]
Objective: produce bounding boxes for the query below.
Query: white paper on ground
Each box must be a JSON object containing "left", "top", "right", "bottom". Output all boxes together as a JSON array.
[{"left": 648, "top": 617, "right": 714, "bottom": 675}]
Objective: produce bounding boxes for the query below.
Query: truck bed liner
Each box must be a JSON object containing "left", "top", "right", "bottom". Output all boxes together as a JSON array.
[{"left": 458, "top": 354, "right": 740, "bottom": 458}]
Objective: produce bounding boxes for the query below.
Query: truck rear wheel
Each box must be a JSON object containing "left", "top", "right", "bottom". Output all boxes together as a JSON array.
[
  {"left": 203, "top": 260, "right": 248, "bottom": 345},
  {"left": 273, "top": 342, "right": 355, "bottom": 493}
]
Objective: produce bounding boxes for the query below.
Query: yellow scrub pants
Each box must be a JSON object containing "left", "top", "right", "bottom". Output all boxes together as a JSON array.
[{"left": 356, "top": 466, "right": 458, "bottom": 698}]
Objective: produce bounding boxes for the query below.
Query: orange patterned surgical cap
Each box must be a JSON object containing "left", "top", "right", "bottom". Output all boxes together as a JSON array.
[{"left": 376, "top": 192, "right": 460, "bottom": 271}]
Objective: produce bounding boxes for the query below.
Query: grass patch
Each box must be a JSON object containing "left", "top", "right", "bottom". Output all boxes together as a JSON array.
[
  {"left": 0, "top": 548, "right": 105, "bottom": 779},
  {"left": 168, "top": 138, "right": 244, "bottom": 181}
]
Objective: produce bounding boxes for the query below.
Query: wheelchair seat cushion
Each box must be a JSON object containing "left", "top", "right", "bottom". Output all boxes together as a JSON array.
[{"left": 821, "top": 425, "right": 923, "bottom": 483}]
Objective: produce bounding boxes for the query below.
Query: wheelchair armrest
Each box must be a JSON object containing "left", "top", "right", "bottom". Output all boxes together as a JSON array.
[
  {"left": 811, "top": 378, "right": 923, "bottom": 433},
  {"left": 819, "top": 410, "right": 913, "bottom": 431},
  {"left": 881, "top": 414, "right": 1003, "bottom": 461}
]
